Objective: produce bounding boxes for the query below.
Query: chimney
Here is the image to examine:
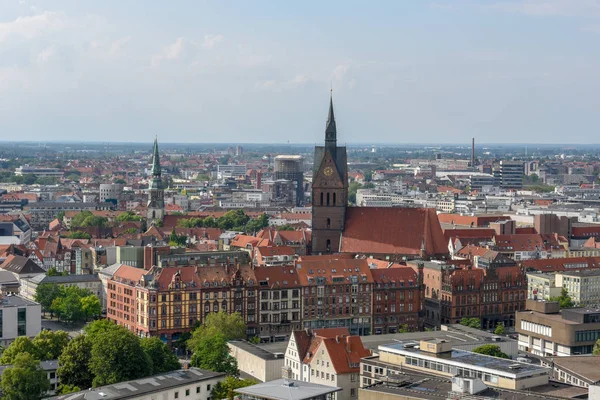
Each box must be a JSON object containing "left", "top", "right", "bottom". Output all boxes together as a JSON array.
[
  {"left": 182, "top": 362, "right": 190, "bottom": 370},
  {"left": 335, "top": 335, "right": 340, "bottom": 343},
  {"left": 346, "top": 336, "right": 352, "bottom": 352}
]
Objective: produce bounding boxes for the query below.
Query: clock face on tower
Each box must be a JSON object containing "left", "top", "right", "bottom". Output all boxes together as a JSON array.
[{"left": 324, "top": 167, "right": 333, "bottom": 176}]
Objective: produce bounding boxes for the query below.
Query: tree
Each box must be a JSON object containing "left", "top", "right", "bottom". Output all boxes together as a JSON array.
[
  {"left": 398, "top": 324, "right": 410, "bottom": 333},
  {"left": 116, "top": 211, "right": 142, "bottom": 222},
  {"left": 47, "top": 267, "right": 62, "bottom": 276},
  {"left": 472, "top": 344, "right": 509, "bottom": 359},
  {"left": 34, "top": 283, "right": 62, "bottom": 315},
  {"left": 0, "top": 337, "right": 39, "bottom": 364},
  {"left": 114, "top": 178, "right": 127, "bottom": 184},
  {"left": 245, "top": 213, "right": 269, "bottom": 233},
  {"left": 89, "top": 326, "right": 152, "bottom": 387},
  {"left": 81, "top": 295, "right": 102, "bottom": 321},
  {"left": 460, "top": 317, "right": 481, "bottom": 329},
  {"left": 593, "top": 339, "right": 600, "bottom": 355},
  {"left": 190, "top": 332, "right": 238, "bottom": 376},
  {"left": 57, "top": 384, "right": 81, "bottom": 394},
  {"left": 51, "top": 291, "right": 83, "bottom": 325},
  {"left": 33, "top": 330, "right": 70, "bottom": 360},
  {"left": 188, "top": 311, "right": 246, "bottom": 350},
  {"left": 211, "top": 377, "right": 257, "bottom": 400},
  {"left": 551, "top": 288, "right": 575, "bottom": 309},
  {"left": 0, "top": 352, "right": 50, "bottom": 400},
  {"left": 65, "top": 231, "right": 92, "bottom": 239},
  {"left": 84, "top": 319, "right": 117, "bottom": 340},
  {"left": 277, "top": 224, "right": 295, "bottom": 231},
  {"left": 348, "top": 181, "right": 362, "bottom": 204},
  {"left": 140, "top": 337, "right": 180, "bottom": 374},
  {"left": 169, "top": 229, "right": 187, "bottom": 247},
  {"left": 56, "top": 211, "right": 65, "bottom": 221},
  {"left": 57, "top": 335, "right": 93, "bottom": 390},
  {"left": 494, "top": 323, "right": 505, "bottom": 335},
  {"left": 71, "top": 211, "right": 107, "bottom": 228}
]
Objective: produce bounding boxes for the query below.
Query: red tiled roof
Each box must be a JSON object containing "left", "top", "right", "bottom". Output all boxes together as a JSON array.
[
  {"left": 437, "top": 214, "right": 510, "bottom": 227},
  {"left": 370, "top": 266, "right": 418, "bottom": 283},
  {"left": 494, "top": 234, "right": 562, "bottom": 252},
  {"left": 521, "top": 257, "right": 600, "bottom": 272},
  {"left": 113, "top": 265, "right": 148, "bottom": 282},
  {"left": 341, "top": 207, "right": 447, "bottom": 257},
  {"left": 295, "top": 257, "right": 374, "bottom": 286},
  {"left": 253, "top": 265, "right": 300, "bottom": 288},
  {"left": 231, "top": 235, "right": 260, "bottom": 249},
  {"left": 255, "top": 246, "right": 295, "bottom": 257},
  {"left": 443, "top": 228, "right": 496, "bottom": 242}
]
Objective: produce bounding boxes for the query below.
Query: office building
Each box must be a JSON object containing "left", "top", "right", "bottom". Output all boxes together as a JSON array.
[
  {"left": 275, "top": 155, "right": 305, "bottom": 206},
  {"left": 367, "top": 339, "right": 549, "bottom": 390},
  {"left": 47, "top": 368, "right": 225, "bottom": 400},
  {"left": 499, "top": 161, "right": 524, "bottom": 190},
  {"left": 236, "top": 379, "right": 341, "bottom": 400},
  {"left": 0, "top": 295, "right": 42, "bottom": 347},
  {"left": 516, "top": 299, "right": 600, "bottom": 356}
]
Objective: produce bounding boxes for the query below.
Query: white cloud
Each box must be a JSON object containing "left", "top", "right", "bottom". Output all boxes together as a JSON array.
[
  {"left": 487, "top": 0, "right": 600, "bottom": 17},
  {"left": 202, "top": 34, "right": 223, "bottom": 49},
  {"left": 151, "top": 37, "right": 187, "bottom": 66},
  {"left": 331, "top": 64, "right": 350, "bottom": 81},
  {"left": 36, "top": 46, "right": 56, "bottom": 64},
  {"left": 0, "top": 11, "right": 67, "bottom": 43}
]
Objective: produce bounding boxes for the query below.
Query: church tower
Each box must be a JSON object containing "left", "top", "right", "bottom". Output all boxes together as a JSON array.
[
  {"left": 311, "top": 94, "right": 348, "bottom": 254},
  {"left": 147, "top": 137, "right": 165, "bottom": 224}
]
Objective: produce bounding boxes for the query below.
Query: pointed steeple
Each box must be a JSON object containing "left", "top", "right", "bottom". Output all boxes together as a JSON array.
[
  {"left": 151, "top": 136, "right": 161, "bottom": 176},
  {"left": 325, "top": 92, "right": 337, "bottom": 147}
]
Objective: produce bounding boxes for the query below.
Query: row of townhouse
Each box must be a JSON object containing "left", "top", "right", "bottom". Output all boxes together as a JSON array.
[{"left": 102, "top": 256, "right": 424, "bottom": 343}]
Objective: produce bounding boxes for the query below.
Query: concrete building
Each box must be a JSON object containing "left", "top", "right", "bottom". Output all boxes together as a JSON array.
[
  {"left": 0, "top": 295, "right": 41, "bottom": 347},
  {"left": 534, "top": 214, "right": 574, "bottom": 239},
  {"left": 499, "top": 161, "right": 524, "bottom": 190},
  {"left": 369, "top": 339, "right": 549, "bottom": 390},
  {"left": 46, "top": 368, "right": 225, "bottom": 400},
  {"left": 236, "top": 379, "right": 340, "bottom": 400},
  {"left": 0, "top": 359, "right": 59, "bottom": 395},
  {"left": 99, "top": 183, "right": 125, "bottom": 203},
  {"left": 275, "top": 155, "right": 305, "bottom": 206},
  {"left": 14, "top": 166, "right": 63, "bottom": 179},
  {"left": 526, "top": 272, "right": 562, "bottom": 301},
  {"left": 517, "top": 299, "right": 600, "bottom": 356},
  {"left": 228, "top": 340, "right": 285, "bottom": 382},
  {"left": 555, "top": 269, "right": 600, "bottom": 306},
  {"left": 20, "top": 274, "right": 102, "bottom": 303}
]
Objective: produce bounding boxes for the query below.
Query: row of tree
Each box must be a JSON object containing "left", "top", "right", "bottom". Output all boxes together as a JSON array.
[
  {"left": 35, "top": 284, "right": 102, "bottom": 324},
  {"left": 176, "top": 210, "right": 270, "bottom": 233}
]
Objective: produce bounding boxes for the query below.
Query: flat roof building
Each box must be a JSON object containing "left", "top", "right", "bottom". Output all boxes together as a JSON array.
[
  {"left": 516, "top": 299, "right": 600, "bottom": 356},
  {"left": 235, "top": 379, "right": 341, "bottom": 400},
  {"left": 49, "top": 368, "right": 225, "bottom": 400},
  {"left": 373, "top": 339, "right": 549, "bottom": 390}
]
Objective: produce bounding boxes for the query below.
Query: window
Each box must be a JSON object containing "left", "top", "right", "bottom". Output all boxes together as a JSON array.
[
  {"left": 17, "top": 308, "right": 26, "bottom": 336},
  {"left": 351, "top": 388, "right": 356, "bottom": 397},
  {"left": 186, "top": 389, "right": 190, "bottom": 396},
  {"left": 207, "top": 384, "right": 211, "bottom": 391},
  {"left": 174, "top": 392, "right": 179, "bottom": 399},
  {"left": 196, "top": 386, "right": 201, "bottom": 393}
]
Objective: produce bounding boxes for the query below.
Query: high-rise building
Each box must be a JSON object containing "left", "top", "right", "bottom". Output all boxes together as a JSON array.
[
  {"left": 274, "top": 155, "right": 304, "bottom": 206},
  {"left": 311, "top": 95, "right": 348, "bottom": 254},
  {"left": 499, "top": 160, "right": 524, "bottom": 189},
  {"left": 147, "top": 137, "right": 165, "bottom": 223}
]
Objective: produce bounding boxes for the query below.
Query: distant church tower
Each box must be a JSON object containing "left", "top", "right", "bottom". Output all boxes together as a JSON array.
[
  {"left": 311, "top": 94, "right": 348, "bottom": 254},
  {"left": 147, "top": 137, "right": 165, "bottom": 223}
]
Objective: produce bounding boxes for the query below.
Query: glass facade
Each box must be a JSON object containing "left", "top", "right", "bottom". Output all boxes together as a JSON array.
[{"left": 17, "top": 308, "right": 26, "bottom": 336}]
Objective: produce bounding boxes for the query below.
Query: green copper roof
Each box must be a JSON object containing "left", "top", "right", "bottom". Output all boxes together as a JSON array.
[{"left": 151, "top": 137, "right": 161, "bottom": 176}]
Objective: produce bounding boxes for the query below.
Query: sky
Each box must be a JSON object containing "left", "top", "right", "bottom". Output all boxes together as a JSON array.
[{"left": 1, "top": 0, "right": 600, "bottom": 145}]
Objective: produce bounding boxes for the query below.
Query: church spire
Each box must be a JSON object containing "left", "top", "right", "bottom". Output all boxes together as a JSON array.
[
  {"left": 151, "top": 136, "right": 161, "bottom": 176},
  {"left": 325, "top": 92, "right": 337, "bottom": 147}
]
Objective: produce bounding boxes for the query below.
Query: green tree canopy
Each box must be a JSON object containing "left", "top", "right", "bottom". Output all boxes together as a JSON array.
[
  {"left": 65, "top": 231, "right": 92, "bottom": 239},
  {"left": 81, "top": 295, "right": 102, "bottom": 321},
  {"left": 57, "top": 335, "right": 93, "bottom": 390},
  {"left": 71, "top": 211, "right": 107, "bottom": 228},
  {"left": 550, "top": 288, "right": 575, "bottom": 309},
  {"left": 140, "top": 337, "right": 180, "bottom": 374},
  {"left": 0, "top": 352, "right": 50, "bottom": 400},
  {"left": 34, "top": 283, "right": 62, "bottom": 314},
  {"left": 116, "top": 211, "right": 143, "bottom": 222},
  {"left": 472, "top": 344, "right": 509, "bottom": 359},
  {"left": 57, "top": 384, "right": 81, "bottom": 394},
  {"left": 89, "top": 325, "right": 152, "bottom": 387},
  {"left": 0, "top": 337, "right": 39, "bottom": 364},
  {"left": 460, "top": 317, "right": 481, "bottom": 329},
  {"left": 187, "top": 311, "right": 246, "bottom": 351},
  {"left": 190, "top": 332, "right": 238, "bottom": 376},
  {"left": 33, "top": 330, "right": 70, "bottom": 361},
  {"left": 593, "top": 339, "right": 600, "bottom": 355},
  {"left": 494, "top": 323, "right": 505, "bottom": 335},
  {"left": 211, "top": 377, "right": 257, "bottom": 400}
]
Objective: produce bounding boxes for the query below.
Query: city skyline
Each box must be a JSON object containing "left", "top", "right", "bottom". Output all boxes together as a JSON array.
[{"left": 2, "top": 0, "right": 600, "bottom": 144}]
